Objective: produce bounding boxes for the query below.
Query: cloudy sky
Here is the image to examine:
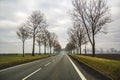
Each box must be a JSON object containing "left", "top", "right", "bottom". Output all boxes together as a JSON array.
[{"left": 0, "top": 0, "right": 120, "bottom": 53}]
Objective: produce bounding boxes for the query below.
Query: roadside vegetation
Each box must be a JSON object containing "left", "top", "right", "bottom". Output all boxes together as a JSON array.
[
  {"left": 71, "top": 55, "right": 120, "bottom": 80},
  {"left": 0, "top": 54, "right": 50, "bottom": 70}
]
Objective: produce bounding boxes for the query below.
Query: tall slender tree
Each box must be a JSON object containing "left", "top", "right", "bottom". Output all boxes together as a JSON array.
[
  {"left": 26, "top": 10, "right": 47, "bottom": 56},
  {"left": 42, "top": 29, "right": 48, "bottom": 54},
  {"left": 68, "top": 22, "right": 86, "bottom": 54},
  {"left": 16, "top": 25, "right": 29, "bottom": 57},
  {"left": 36, "top": 32, "right": 43, "bottom": 54},
  {"left": 47, "top": 32, "right": 57, "bottom": 54}
]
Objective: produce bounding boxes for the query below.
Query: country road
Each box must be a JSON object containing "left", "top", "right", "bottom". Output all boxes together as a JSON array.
[{"left": 0, "top": 54, "right": 110, "bottom": 80}]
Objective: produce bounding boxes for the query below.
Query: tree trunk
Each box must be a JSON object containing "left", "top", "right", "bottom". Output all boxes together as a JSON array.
[
  {"left": 92, "top": 44, "right": 95, "bottom": 56},
  {"left": 39, "top": 43, "right": 41, "bottom": 55},
  {"left": 79, "top": 39, "right": 82, "bottom": 54},
  {"left": 79, "top": 46, "right": 81, "bottom": 55},
  {"left": 92, "top": 33, "right": 95, "bottom": 56},
  {"left": 23, "top": 41, "right": 25, "bottom": 57},
  {"left": 32, "top": 31, "right": 35, "bottom": 56},
  {"left": 85, "top": 44, "right": 87, "bottom": 54},
  {"left": 79, "top": 40, "right": 82, "bottom": 54}
]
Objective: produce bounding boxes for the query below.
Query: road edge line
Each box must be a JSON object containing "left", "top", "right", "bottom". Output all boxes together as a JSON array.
[{"left": 67, "top": 55, "right": 87, "bottom": 80}]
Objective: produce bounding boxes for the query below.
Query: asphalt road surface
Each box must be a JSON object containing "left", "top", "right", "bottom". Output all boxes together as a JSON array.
[{"left": 0, "top": 54, "right": 110, "bottom": 80}]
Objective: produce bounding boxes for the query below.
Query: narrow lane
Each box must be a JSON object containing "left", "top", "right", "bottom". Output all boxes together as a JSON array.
[
  {"left": 0, "top": 54, "right": 81, "bottom": 80},
  {"left": 0, "top": 55, "right": 58, "bottom": 80},
  {"left": 25, "top": 54, "right": 81, "bottom": 80}
]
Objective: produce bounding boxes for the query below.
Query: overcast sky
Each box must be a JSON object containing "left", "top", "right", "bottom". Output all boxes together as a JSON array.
[{"left": 0, "top": 0, "right": 120, "bottom": 53}]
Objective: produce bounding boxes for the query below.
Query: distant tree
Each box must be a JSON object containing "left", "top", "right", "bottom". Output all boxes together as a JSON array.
[
  {"left": 53, "top": 40, "right": 58, "bottom": 53},
  {"left": 83, "top": 36, "right": 88, "bottom": 54},
  {"left": 26, "top": 10, "right": 47, "bottom": 56},
  {"left": 68, "top": 30, "right": 78, "bottom": 54},
  {"left": 16, "top": 25, "right": 29, "bottom": 57},
  {"left": 42, "top": 29, "right": 48, "bottom": 54},
  {"left": 54, "top": 41, "right": 61, "bottom": 54},
  {"left": 45, "top": 31, "right": 51, "bottom": 54},
  {"left": 36, "top": 31, "right": 43, "bottom": 54},
  {"left": 47, "top": 32, "right": 57, "bottom": 54},
  {"left": 68, "top": 22, "right": 86, "bottom": 54},
  {"left": 72, "top": 0, "right": 111, "bottom": 56},
  {"left": 65, "top": 42, "right": 76, "bottom": 54},
  {"left": 110, "top": 48, "right": 115, "bottom": 53}
]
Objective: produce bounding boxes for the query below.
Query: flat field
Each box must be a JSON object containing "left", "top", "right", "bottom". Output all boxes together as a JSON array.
[
  {"left": 0, "top": 54, "right": 49, "bottom": 70},
  {"left": 71, "top": 54, "right": 120, "bottom": 80}
]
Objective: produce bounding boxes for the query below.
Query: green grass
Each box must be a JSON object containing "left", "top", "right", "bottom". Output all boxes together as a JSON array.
[
  {"left": 0, "top": 54, "right": 50, "bottom": 69},
  {"left": 71, "top": 55, "right": 120, "bottom": 80}
]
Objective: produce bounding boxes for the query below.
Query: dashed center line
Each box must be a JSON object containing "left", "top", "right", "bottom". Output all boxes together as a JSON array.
[
  {"left": 22, "top": 61, "right": 53, "bottom": 80},
  {"left": 44, "top": 62, "right": 51, "bottom": 67},
  {"left": 22, "top": 67, "right": 42, "bottom": 80}
]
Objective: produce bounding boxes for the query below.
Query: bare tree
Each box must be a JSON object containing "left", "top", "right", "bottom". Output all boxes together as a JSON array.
[
  {"left": 72, "top": 0, "right": 111, "bottom": 56},
  {"left": 42, "top": 29, "right": 48, "bottom": 54},
  {"left": 83, "top": 36, "right": 88, "bottom": 54},
  {"left": 45, "top": 31, "right": 51, "bottom": 54},
  {"left": 68, "top": 22, "right": 86, "bottom": 54},
  {"left": 16, "top": 24, "right": 29, "bottom": 57},
  {"left": 68, "top": 30, "right": 78, "bottom": 54},
  {"left": 53, "top": 39, "right": 59, "bottom": 54},
  {"left": 36, "top": 31, "right": 43, "bottom": 54},
  {"left": 47, "top": 32, "right": 57, "bottom": 54},
  {"left": 65, "top": 42, "right": 76, "bottom": 54},
  {"left": 26, "top": 10, "right": 47, "bottom": 56},
  {"left": 54, "top": 41, "right": 61, "bottom": 54}
]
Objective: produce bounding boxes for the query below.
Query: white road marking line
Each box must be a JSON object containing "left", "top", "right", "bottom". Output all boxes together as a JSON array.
[
  {"left": 44, "top": 62, "right": 51, "bottom": 67},
  {"left": 22, "top": 67, "right": 42, "bottom": 80},
  {"left": 67, "top": 55, "right": 87, "bottom": 80}
]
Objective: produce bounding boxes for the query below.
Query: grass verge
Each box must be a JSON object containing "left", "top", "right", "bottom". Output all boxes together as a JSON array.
[
  {"left": 0, "top": 54, "right": 50, "bottom": 70},
  {"left": 70, "top": 54, "right": 120, "bottom": 80}
]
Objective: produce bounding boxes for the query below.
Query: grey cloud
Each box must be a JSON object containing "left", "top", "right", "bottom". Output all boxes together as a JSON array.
[{"left": 0, "top": 0, "right": 120, "bottom": 53}]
